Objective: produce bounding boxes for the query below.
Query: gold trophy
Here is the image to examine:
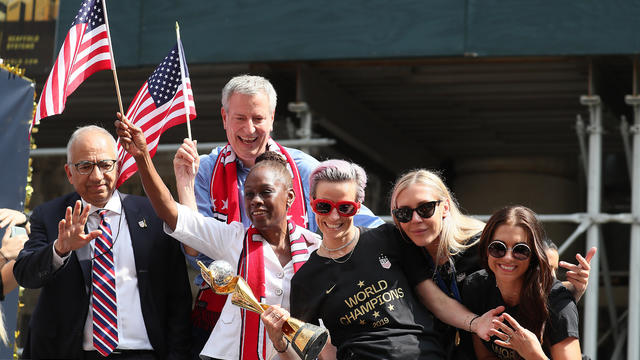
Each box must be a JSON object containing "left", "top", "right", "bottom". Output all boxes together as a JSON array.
[{"left": 198, "top": 260, "right": 329, "bottom": 360}]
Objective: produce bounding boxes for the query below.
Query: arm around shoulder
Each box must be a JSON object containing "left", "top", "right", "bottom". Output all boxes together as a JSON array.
[{"left": 414, "top": 279, "right": 502, "bottom": 341}]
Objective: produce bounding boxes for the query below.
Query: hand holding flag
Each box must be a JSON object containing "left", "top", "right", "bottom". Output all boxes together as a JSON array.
[
  {"left": 116, "top": 39, "right": 196, "bottom": 188},
  {"left": 114, "top": 113, "right": 146, "bottom": 158},
  {"left": 173, "top": 139, "right": 200, "bottom": 185}
]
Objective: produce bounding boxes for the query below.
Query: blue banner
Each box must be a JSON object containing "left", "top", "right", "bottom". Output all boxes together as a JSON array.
[{"left": 0, "top": 65, "right": 34, "bottom": 359}]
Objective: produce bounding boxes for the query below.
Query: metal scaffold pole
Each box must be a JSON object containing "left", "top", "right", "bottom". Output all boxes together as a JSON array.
[
  {"left": 580, "top": 93, "right": 601, "bottom": 360},
  {"left": 625, "top": 66, "right": 640, "bottom": 359}
]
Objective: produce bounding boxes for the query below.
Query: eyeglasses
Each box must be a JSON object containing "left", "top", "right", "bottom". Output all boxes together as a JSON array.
[
  {"left": 72, "top": 160, "right": 117, "bottom": 175},
  {"left": 392, "top": 200, "right": 442, "bottom": 223},
  {"left": 487, "top": 240, "right": 532, "bottom": 261},
  {"left": 311, "top": 198, "right": 360, "bottom": 217}
]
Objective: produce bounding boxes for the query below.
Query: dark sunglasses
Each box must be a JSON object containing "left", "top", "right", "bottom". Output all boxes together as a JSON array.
[
  {"left": 487, "top": 240, "right": 532, "bottom": 261},
  {"left": 311, "top": 199, "right": 360, "bottom": 217},
  {"left": 392, "top": 200, "right": 442, "bottom": 223}
]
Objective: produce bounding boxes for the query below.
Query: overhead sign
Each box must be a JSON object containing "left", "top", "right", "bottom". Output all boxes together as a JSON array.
[{"left": 0, "top": 0, "right": 59, "bottom": 74}]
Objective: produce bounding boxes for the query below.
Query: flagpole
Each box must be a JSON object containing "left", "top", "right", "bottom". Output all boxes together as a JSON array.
[
  {"left": 176, "top": 22, "right": 193, "bottom": 141},
  {"left": 102, "top": 0, "right": 124, "bottom": 116},
  {"left": 176, "top": 21, "right": 196, "bottom": 174}
]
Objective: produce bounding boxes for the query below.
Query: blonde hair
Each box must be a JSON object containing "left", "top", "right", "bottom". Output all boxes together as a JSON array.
[{"left": 390, "top": 169, "right": 485, "bottom": 263}]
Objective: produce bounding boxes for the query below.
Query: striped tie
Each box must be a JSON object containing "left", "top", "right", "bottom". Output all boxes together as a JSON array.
[{"left": 92, "top": 210, "right": 118, "bottom": 356}]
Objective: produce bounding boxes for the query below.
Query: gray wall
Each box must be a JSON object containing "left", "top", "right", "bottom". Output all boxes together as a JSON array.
[{"left": 56, "top": 0, "right": 640, "bottom": 70}]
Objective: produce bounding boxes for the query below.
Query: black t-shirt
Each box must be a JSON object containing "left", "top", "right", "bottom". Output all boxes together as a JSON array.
[
  {"left": 290, "top": 223, "right": 445, "bottom": 360},
  {"left": 449, "top": 235, "right": 482, "bottom": 292},
  {"left": 461, "top": 270, "right": 580, "bottom": 359},
  {"left": 418, "top": 234, "right": 481, "bottom": 360}
]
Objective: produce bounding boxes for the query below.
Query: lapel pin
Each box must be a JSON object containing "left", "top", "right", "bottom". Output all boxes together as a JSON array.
[{"left": 138, "top": 219, "right": 147, "bottom": 228}]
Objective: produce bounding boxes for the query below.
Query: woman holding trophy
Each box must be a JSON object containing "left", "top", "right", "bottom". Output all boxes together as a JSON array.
[
  {"left": 115, "top": 116, "right": 319, "bottom": 360},
  {"left": 289, "top": 160, "right": 505, "bottom": 360}
]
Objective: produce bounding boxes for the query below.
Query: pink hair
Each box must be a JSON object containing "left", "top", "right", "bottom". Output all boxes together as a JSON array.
[{"left": 309, "top": 159, "right": 367, "bottom": 203}]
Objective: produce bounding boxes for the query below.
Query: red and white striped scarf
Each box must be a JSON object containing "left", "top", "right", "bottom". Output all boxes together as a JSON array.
[
  {"left": 209, "top": 138, "right": 308, "bottom": 227},
  {"left": 191, "top": 139, "right": 309, "bottom": 334},
  {"left": 239, "top": 221, "right": 310, "bottom": 360}
]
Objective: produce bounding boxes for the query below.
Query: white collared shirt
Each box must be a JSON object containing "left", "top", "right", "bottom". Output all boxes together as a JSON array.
[
  {"left": 52, "top": 191, "right": 153, "bottom": 351},
  {"left": 165, "top": 203, "right": 319, "bottom": 360}
]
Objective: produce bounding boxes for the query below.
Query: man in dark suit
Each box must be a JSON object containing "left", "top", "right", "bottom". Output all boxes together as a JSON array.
[{"left": 14, "top": 125, "right": 191, "bottom": 359}]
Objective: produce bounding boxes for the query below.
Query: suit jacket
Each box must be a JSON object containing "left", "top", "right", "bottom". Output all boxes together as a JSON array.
[{"left": 14, "top": 192, "right": 192, "bottom": 359}]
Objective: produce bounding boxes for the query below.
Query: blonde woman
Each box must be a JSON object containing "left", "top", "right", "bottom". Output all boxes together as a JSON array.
[
  {"left": 290, "top": 160, "right": 503, "bottom": 360},
  {"left": 389, "top": 169, "right": 595, "bottom": 358}
]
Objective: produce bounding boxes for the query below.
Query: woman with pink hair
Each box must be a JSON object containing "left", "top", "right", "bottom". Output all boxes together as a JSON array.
[{"left": 286, "top": 159, "right": 503, "bottom": 360}]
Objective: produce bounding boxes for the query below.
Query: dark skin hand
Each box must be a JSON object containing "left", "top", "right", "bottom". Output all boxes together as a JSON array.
[{"left": 114, "top": 112, "right": 179, "bottom": 230}]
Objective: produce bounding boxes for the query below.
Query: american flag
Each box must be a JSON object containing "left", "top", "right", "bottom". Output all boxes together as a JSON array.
[
  {"left": 32, "top": 0, "right": 113, "bottom": 132},
  {"left": 116, "top": 40, "right": 196, "bottom": 188}
]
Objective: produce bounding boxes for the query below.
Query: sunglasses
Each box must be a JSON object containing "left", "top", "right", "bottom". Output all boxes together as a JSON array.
[
  {"left": 311, "top": 199, "right": 360, "bottom": 217},
  {"left": 487, "top": 240, "right": 532, "bottom": 261},
  {"left": 392, "top": 200, "right": 442, "bottom": 223}
]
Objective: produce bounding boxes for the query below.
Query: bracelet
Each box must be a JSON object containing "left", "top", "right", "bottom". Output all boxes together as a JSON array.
[
  {"left": 274, "top": 337, "right": 290, "bottom": 353},
  {"left": 468, "top": 314, "right": 481, "bottom": 333}
]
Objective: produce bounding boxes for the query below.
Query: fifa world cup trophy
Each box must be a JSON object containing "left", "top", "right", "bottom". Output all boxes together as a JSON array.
[{"left": 198, "top": 260, "right": 329, "bottom": 360}]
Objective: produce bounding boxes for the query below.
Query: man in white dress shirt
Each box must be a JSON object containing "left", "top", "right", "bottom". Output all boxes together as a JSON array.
[{"left": 14, "top": 126, "right": 192, "bottom": 359}]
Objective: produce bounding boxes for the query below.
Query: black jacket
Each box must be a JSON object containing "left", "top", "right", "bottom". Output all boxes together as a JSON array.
[{"left": 14, "top": 192, "right": 192, "bottom": 359}]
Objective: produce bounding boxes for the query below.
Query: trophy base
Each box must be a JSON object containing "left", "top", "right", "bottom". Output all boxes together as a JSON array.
[{"left": 291, "top": 323, "right": 329, "bottom": 360}]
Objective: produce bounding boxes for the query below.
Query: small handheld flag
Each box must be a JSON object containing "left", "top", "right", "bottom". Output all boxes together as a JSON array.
[{"left": 116, "top": 39, "right": 196, "bottom": 188}]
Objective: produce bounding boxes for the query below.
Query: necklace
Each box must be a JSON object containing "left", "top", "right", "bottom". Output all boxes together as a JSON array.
[
  {"left": 321, "top": 230, "right": 357, "bottom": 252},
  {"left": 325, "top": 228, "right": 359, "bottom": 264}
]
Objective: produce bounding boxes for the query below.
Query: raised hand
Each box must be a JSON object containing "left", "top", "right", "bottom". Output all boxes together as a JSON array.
[
  {"left": 560, "top": 246, "right": 596, "bottom": 301},
  {"left": 490, "top": 313, "right": 546, "bottom": 359},
  {"left": 173, "top": 138, "right": 200, "bottom": 187},
  {"left": 472, "top": 305, "right": 505, "bottom": 341},
  {"left": 114, "top": 112, "right": 148, "bottom": 159},
  {"left": 54, "top": 200, "right": 102, "bottom": 256}
]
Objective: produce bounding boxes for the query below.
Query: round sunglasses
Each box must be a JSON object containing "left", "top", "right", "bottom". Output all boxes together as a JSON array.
[
  {"left": 487, "top": 240, "right": 532, "bottom": 261},
  {"left": 392, "top": 200, "right": 442, "bottom": 223},
  {"left": 311, "top": 198, "right": 361, "bottom": 217}
]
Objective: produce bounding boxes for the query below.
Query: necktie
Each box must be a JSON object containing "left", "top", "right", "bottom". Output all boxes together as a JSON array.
[{"left": 92, "top": 210, "right": 119, "bottom": 356}]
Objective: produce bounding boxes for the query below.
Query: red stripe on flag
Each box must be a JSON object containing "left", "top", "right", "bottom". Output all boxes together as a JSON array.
[
  {"left": 32, "top": 15, "right": 112, "bottom": 134},
  {"left": 116, "top": 43, "right": 197, "bottom": 188}
]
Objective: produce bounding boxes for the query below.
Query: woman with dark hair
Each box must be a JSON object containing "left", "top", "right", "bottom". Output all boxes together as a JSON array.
[
  {"left": 462, "top": 206, "right": 581, "bottom": 359},
  {"left": 116, "top": 115, "right": 320, "bottom": 360},
  {"left": 389, "top": 169, "right": 594, "bottom": 358}
]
